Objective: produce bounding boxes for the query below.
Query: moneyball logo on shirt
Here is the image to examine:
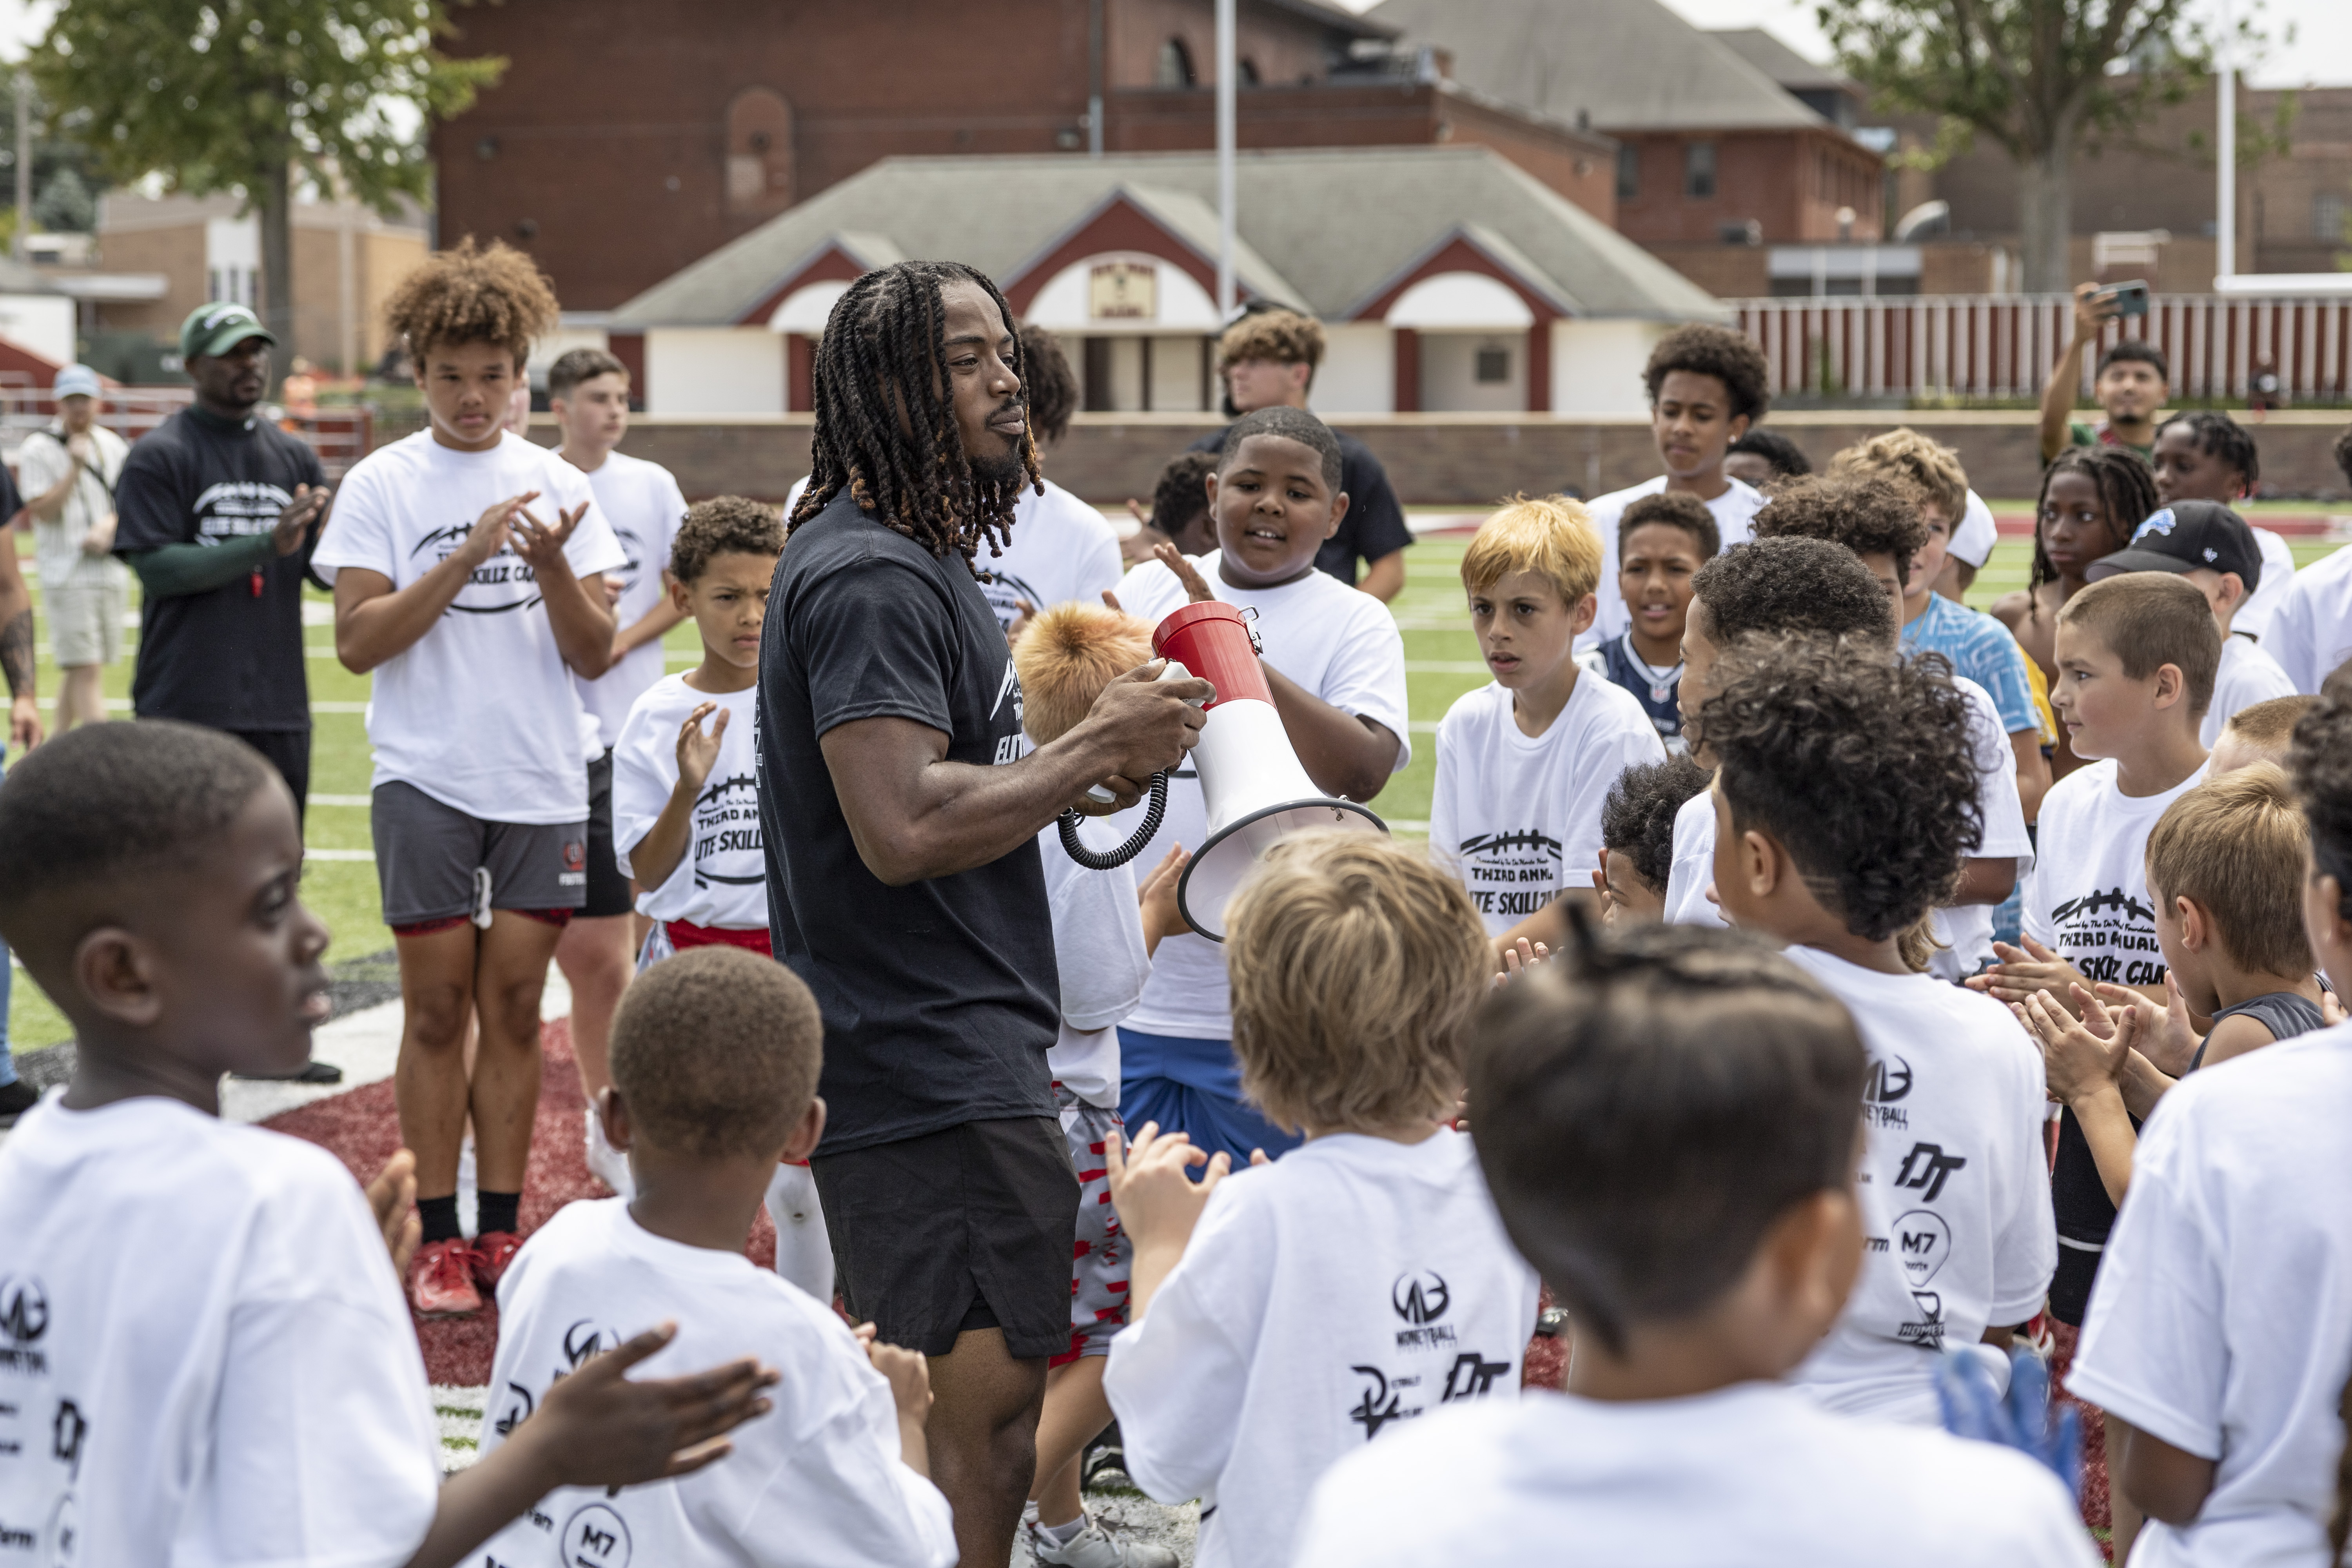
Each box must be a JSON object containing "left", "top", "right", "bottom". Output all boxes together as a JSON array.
[
  {"left": 2050, "top": 887, "right": 2168, "bottom": 986},
  {"left": 410, "top": 521, "right": 545, "bottom": 614},
  {"left": 690, "top": 772, "right": 764, "bottom": 889},
  {"left": 1347, "top": 1267, "right": 1510, "bottom": 1439},
  {"left": 0, "top": 1273, "right": 49, "bottom": 1373},
  {"left": 1453, "top": 828, "right": 1563, "bottom": 922},
  {"left": 190, "top": 480, "right": 294, "bottom": 544},
  {"left": 1861, "top": 1054, "right": 1913, "bottom": 1130}
]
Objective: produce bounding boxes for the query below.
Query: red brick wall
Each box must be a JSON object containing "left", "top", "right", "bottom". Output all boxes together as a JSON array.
[
  {"left": 487, "top": 410, "right": 2352, "bottom": 505},
  {"left": 1614, "top": 127, "right": 1882, "bottom": 247}
]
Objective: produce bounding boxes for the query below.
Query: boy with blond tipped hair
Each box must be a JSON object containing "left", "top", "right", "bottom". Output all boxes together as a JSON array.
[
  {"left": 1434, "top": 496, "right": 1666, "bottom": 955},
  {"left": 2211, "top": 693, "right": 2316, "bottom": 774},
  {"left": 1103, "top": 833, "right": 1539, "bottom": 1568},
  {"left": 1008, "top": 601, "right": 1185, "bottom": 1568}
]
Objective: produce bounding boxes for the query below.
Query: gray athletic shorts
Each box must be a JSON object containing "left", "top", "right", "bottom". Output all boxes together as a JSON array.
[{"left": 370, "top": 779, "right": 589, "bottom": 932}]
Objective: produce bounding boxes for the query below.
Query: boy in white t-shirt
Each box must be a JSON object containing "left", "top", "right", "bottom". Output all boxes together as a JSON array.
[
  {"left": 1702, "top": 635, "right": 2056, "bottom": 1424},
  {"left": 1574, "top": 324, "right": 1773, "bottom": 655},
  {"left": 0, "top": 722, "right": 778, "bottom": 1568},
  {"left": 2065, "top": 681, "right": 2352, "bottom": 1568},
  {"left": 548, "top": 346, "right": 689, "bottom": 1145},
  {"left": 2262, "top": 432, "right": 2352, "bottom": 692},
  {"left": 1011, "top": 601, "right": 1189, "bottom": 1568},
  {"left": 1967, "top": 572, "right": 2217, "bottom": 1331},
  {"left": 610, "top": 497, "right": 834, "bottom": 1298},
  {"left": 1434, "top": 495, "right": 1666, "bottom": 956},
  {"left": 1294, "top": 923, "right": 2093, "bottom": 1568},
  {"left": 481, "top": 946, "right": 955, "bottom": 1568},
  {"left": 1105, "top": 406, "right": 1408, "bottom": 1165},
  {"left": 2084, "top": 500, "right": 2296, "bottom": 746},
  {"left": 312, "top": 240, "right": 627, "bottom": 1319},
  {"left": 1103, "top": 833, "right": 1538, "bottom": 1568}
]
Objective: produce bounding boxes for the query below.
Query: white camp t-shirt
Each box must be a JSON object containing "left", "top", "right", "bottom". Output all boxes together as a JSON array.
[
  {"left": 1038, "top": 816, "right": 1154, "bottom": 1107},
  {"left": 1294, "top": 1381, "right": 2097, "bottom": 1568},
  {"left": 479, "top": 1198, "right": 956, "bottom": 1568},
  {"left": 313, "top": 429, "right": 625, "bottom": 823},
  {"left": 786, "top": 474, "right": 1122, "bottom": 636},
  {"left": 572, "top": 450, "right": 688, "bottom": 750},
  {"left": 2266, "top": 542, "right": 2352, "bottom": 694},
  {"left": 2202, "top": 631, "right": 2299, "bottom": 748},
  {"left": 2235, "top": 526, "right": 2297, "bottom": 644},
  {"left": 1430, "top": 673, "right": 1668, "bottom": 936},
  {"left": 1575, "top": 474, "right": 1766, "bottom": 653},
  {"left": 2024, "top": 758, "right": 2211, "bottom": 991},
  {"left": 2069, "top": 1024, "right": 2352, "bottom": 1568},
  {"left": 1107, "top": 550, "right": 1410, "bottom": 1040},
  {"left": 612, "top": 675, "right": 765, "bottom": 928},
  {"left": 1784, "top": 947, "right": 2058, "bottom": 1425},
  {"left": 1663, "top": 677, "right": 2030, "bottom": 978},
  {"left": 0, "top": 1094, "right": 440, "bottom": 1567},
  {"left": 16, "top": 422, "right": 130, "bottom": 590},
  {"left": 1103, "top": 1129, "right": 1539, "bottom": 1568}
]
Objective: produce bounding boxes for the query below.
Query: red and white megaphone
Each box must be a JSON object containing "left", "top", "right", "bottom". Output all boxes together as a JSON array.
[{"left": 1152, "top": 601, "right": 1385, "bottom": 941}]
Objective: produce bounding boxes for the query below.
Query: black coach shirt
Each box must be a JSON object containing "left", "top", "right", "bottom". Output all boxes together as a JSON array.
[
  {"left": 758, "top": 488, "right": 1060, "bottom": 1155},
  {"left": 1188, "top": 423, "right": 1412, "bottom": 587},
  {"left": 113, "top": 406, "right": 327, "bottom": 731}
]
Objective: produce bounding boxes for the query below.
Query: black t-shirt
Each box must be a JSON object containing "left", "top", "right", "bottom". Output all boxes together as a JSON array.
[
  {"left": 1187, "top": 423, "right": 1412, "bottom": 587},
  {"left": 757, "top": 489, "right": 1060, "bottom": 1155},
  {"left": 113, "top": 406, "right": 327, "bottom": 731}
]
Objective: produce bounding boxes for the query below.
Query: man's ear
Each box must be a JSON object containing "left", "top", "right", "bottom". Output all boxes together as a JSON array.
[{"left": 73, "top": 926, "right": 163, "bottom": 1030}]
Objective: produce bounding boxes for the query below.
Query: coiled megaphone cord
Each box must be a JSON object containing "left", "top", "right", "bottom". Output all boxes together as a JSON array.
[{"left": 1058, "top": 770, "right": 1168, "bottom": 870}]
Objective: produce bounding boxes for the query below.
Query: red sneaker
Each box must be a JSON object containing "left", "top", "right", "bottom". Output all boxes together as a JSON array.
[
  {"left": 472, "top": 1230, "right": 523, "bottom": 1293},
  {"left": 408, "top": 1238, "right": 483, "bottom": 1318}
]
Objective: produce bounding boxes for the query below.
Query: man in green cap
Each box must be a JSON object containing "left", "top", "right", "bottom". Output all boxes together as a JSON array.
[{"left": 113, "top": 303, "right": 339, "bottom": 1080}]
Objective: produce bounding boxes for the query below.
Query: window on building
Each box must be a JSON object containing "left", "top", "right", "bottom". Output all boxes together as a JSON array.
[
  {"left": 1157, "top": 37, "right": 1195, "bottom": 88},
  {"left": 1475, "top": 345, "right": 1511, "bottom": 384},
  {"left": 1617, "top": 142, "right": 1640, "bottom": 201},
  {"left": 2318, "top": 192, "right": 2349, "bottom": 243},
  {"left": 1684, "top": 142, "right": 1716, "bottom": 199}
]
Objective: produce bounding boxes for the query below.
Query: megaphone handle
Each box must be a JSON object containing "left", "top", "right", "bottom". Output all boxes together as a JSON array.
[{"left": 1058, "top": 770, "right": 1169, "bottom": 871}]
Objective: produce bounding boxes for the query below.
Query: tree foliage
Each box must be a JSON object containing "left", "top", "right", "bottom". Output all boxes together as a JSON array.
[{"left": 29, "top": 0, "right": 502, "bottom": 218}]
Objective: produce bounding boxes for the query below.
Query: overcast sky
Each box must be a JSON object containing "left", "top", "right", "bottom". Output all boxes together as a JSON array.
[{"left": 0, "top": 0, "right": 2334, "bottom": 94}]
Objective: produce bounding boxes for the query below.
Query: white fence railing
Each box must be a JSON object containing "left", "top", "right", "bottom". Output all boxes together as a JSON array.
[
  {"left": 0, "top": 379, "right": 373, "bottom": 475},
  {"left": 1729, "top": 294, "right": 2352, "bottom": 403}
]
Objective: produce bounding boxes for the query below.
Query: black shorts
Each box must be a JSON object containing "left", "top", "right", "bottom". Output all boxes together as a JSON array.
[
  {"left": 582, "top": 748, "right": 634, "bottom": 919},
  {"left": 810, "top": 1116, "right": 1079, "bottom": 1359},
  {"left": 229, "top": 728, "right": 310, "bottom": 824}
]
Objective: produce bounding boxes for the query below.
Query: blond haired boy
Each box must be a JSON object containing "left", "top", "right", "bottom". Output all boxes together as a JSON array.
[
  {"left": 2210, "top": 694, "right": 2316, "bottom": 775},
  {"left": 1433, "top": 496, "right": 1666, "bottom": 953},
  {"left": 1103, "top": 833, "right": 1539, "bottom": 1568}
]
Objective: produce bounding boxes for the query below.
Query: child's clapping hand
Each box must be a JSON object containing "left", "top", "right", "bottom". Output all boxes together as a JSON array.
[
  {"left": 1965, "top": 936, "right": 2092, "bottom": 1010},
  {"left": 1138, "top": 844, "right": 1191, "bottom": 956},
  {"left": 2013, "top": 985, "right": 2134, "bottom": 1106},
  {"left": 856, "top": 1323, "right": 935, "bottom": 1476},
  {"left": 675, "top": 701, "right": 728, "bottom": 793},
  {"left": 1107, "top": 1122, "right": 1267, "bottom": 1319},
  {"left": 1491, "top": 937, "right": 1551, "bottom": 988},
  {"left": 2091, "top": 971, "right": 2201, "bottom": 1078}
]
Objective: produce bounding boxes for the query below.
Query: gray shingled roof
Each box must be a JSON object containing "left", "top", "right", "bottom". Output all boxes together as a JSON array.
[
  {"left": 1365, "top": 0, "right": 1830, "bottom": 132},
  {"left": 612, "top": 145, "right": 1720, "bottom": 328},
  {"left": 1707, "top": 27, "right": 1855, "bottom": 95}
]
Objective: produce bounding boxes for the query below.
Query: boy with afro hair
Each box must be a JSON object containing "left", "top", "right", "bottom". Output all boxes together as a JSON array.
[
  {"left": 1751, "top": 474, "right": 2036, "bottom": 979},
  {"left": 1575, "top": 323, "right": 1773, "bottom": 657},
  {"left": 313, "top": 237, "right": 629, "bottom": 1319},
  {"left": 1703, "top": 634, "right": 2056, "bottom": 1425},
  {"left": 2150, "top": 410, "right": 2296, "bottom": 641}
]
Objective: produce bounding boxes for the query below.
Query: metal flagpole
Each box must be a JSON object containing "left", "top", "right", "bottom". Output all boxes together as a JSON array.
[{"left": 1216, "top": 0, "right": 1236, "bottom": 316}]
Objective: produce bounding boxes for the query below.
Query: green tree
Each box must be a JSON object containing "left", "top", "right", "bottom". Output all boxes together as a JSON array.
[
  {"left": 1817, "top": 0, "right": 2228, "bottom": 292},
  {"left": 29, "top": 1, "right": 503, "bottom": 367}
]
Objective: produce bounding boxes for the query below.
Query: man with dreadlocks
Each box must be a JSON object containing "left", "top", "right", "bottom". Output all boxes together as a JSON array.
[{"left": 759, "top": 259, "right": 1212, "bottom": 1568}]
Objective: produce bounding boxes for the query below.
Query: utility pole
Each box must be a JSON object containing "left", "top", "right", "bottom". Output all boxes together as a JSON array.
[
  {"left": 1088, "top": 0, "right": 1104, "bottom": 158},
  {"left": 1216, "top": 0, "right": 1235, "bottom": 316},
  {"left": 12, "top": 72, "right": 28, "bottom": 262}
]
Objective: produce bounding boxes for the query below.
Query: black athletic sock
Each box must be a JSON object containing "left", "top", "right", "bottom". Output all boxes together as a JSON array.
[
  {"left": 476, "top": 1190, "right": 521, "bottom": 1238},
  {"left": 417, "top": 1195, "right": 462, "bottom": 1245}
]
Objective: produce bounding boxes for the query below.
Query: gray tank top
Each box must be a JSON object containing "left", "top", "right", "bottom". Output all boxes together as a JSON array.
[{"left": 2189, "top": 990, "right": 2327, "bottom": 1071}]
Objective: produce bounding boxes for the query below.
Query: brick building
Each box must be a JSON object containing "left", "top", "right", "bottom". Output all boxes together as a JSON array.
[
  {"left": 430, "top": 0, "right": 1617, "bottom": 312},
  {"left": 592, "top": 145, "right": 1717, "bottom": 417},
  {"left": 1367, "top": 0, "right": 1890, "bottom": 298}
]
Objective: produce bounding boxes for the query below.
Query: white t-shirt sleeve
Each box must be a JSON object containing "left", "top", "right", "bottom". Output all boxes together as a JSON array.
[
  {"left": 552, "top": 460, "right": 628, "bottom": 581},
  {"left": 1046, "top": 849, "right": 1151, "bottom": 1032},
  {"left": 740, "top": 1384, "right": 958, "bottom": 1567},
  {"left": 1428, "top": 707, "right": 1465, "bottom": 882},
  {"left": 1960, "top": 679, "right": 2033, "bottom": 861},
  {"left": 1989, "top": 1045, "right": 2062, "bottom": 1323},
  {"left": 1319, "top": 595, "right": 1412, "bottom": 773},
  {"left": 610, "top": 687, "right": 675, "bottom": 879},
  {"left": 1077, "top": 507, "right": 1125, "bottom": 606},
  {"left": 1103, "top": 1201, "right": 1260, "bottom": 1505},
  {"left": 1559, "top": 699, "right": 1668, "bottom": 875},
  {"left": 307, "top": 461, "right": 397, "bottom": 584}
]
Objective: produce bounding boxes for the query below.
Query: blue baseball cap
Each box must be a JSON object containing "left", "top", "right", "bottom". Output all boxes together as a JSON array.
[{"left": 51, "top": 364, "right": 101, "bottom": 401}]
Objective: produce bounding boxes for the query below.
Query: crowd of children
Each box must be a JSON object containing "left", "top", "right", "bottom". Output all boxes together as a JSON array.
[{"left": 10, "top": 246, "right": 2352, "bottom": 1568}]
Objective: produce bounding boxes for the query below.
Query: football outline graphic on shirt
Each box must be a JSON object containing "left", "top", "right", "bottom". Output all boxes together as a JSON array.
[
  {"left": 688, "top": 770, "right": 765, "bottom": 887},
  {"left": 409, "top": 522, "right": 544, "bottom": 614},
  {"left": 976, "top": 564, "right": 1047, "bottom": 632},
  {"left": 190, "top": 480, "right": 296, "bottom": 543},
  {"left": 1454, "top": 829, "right": 1565, "bottom": 923}
]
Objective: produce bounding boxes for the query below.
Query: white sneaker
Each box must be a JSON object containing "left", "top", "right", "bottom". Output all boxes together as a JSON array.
[
  {"left": 584, "top": 1105, "right": 633, "bottom": 1197},
  {"left": 1026, "top": 1513, "right": 1178, "bottom": 1568}
]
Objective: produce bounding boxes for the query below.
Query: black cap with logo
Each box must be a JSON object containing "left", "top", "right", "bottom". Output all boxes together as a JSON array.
[{"left": 2086, "top": 499, "right": 2262, "bottom": 594}]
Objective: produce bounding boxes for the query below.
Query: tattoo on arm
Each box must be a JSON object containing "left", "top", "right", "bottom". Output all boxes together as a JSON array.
[{"left": 1, "top": 607, "right": 31, "bottom": 698}]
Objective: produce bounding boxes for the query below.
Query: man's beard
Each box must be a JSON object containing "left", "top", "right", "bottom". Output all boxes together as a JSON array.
[{"left": 968, "top": 400, "right": 1027, "bottom": 486}]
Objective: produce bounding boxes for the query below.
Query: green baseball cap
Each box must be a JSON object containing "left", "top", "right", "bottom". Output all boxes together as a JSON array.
[{"left": 179, "top": 301, "right": 275, "bottom": 363}]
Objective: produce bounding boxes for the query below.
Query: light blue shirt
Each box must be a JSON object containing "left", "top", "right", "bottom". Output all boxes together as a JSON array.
[{"left": 1904, "top": 592, "right": 2038, "bottom": 737}]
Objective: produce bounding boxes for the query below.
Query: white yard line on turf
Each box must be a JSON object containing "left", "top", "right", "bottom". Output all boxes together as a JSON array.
[{"left": 100, "top": 698, "right": 368, "bottom": 713}]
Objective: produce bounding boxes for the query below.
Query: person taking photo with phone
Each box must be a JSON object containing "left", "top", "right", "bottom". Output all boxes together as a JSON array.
[{"left": 2039, "top": 280, "right": 2168, "bottom": 463}]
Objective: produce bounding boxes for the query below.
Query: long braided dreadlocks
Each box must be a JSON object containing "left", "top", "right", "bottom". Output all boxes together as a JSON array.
[
  {"left": 2028, "top": 445, "right": 2159, "bottom": 598},
  {"left": 789, "top": 260, "right": 1043, "bottom": 564}
]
